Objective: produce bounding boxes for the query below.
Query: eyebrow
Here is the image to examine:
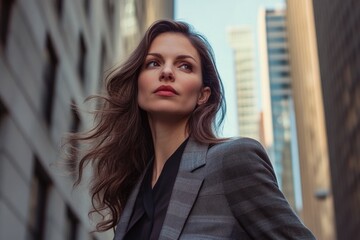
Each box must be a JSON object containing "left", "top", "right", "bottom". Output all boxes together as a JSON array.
[{"left": 147, "top": 53, "right": 198, "bottom": 63}]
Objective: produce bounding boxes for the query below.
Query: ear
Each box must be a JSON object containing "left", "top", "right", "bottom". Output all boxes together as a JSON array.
[{"left": 197, "top": 86, "right": 211, "bottom": 105}]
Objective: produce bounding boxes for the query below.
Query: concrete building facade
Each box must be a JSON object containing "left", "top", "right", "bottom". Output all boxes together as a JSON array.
[
  {"left": 286, "top": 1, "right": 336, "bottom": 239},
  {"left": 0, "top": 0, "right": 173, "bottom": 240},
  {"left": 0, "top": 1, "right": 121, "bottom": 239},
  {"left": 311, "top": 0, "right": 360, "bottom": 239}
]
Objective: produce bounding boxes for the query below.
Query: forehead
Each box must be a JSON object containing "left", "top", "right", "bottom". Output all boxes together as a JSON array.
[{"left": 148, "top": 33, "right": 200, "bottom": 60}]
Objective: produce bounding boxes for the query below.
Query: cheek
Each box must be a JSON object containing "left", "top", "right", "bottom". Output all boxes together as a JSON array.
[
  {"left": 138, "top": 70, "right": 157, "bottom": 92},
  {"left": 184, "top": 81, "right": 203, "bottom": 99}
]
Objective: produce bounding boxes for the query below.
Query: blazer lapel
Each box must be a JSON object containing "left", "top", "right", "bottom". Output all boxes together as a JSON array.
[{"left": 159, "top": 138, "right": 208, "bottom": 240}]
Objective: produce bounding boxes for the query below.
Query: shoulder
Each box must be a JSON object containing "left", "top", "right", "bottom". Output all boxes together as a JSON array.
[
  {"left": 210, "top": 137, "right": 266, "bottom": 154},
  {"left": 208, "top": 137, "right": 270, "bottom": 165},
  {"left": 207, "top": 139, "right": 315, "bottom": 239},
  {"left": 207, "top": 137, "right": 276, "bottom": 181}
]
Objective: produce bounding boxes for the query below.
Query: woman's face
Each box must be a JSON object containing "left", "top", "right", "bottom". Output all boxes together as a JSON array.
[{"left": 138, "top": 33, "right": 210, "bottom": 120}]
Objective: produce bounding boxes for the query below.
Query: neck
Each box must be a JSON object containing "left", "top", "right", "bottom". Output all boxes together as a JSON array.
[{"left": 148, "top": 115, "right": 189, "bottom": 186}]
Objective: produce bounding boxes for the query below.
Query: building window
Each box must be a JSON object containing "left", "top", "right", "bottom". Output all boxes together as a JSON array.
[
  {"left": 95, "top": 42, "right": 106, "bottom": 109},
  {"left": 267, "top": 26, "right": 285, "bottom": 32},
  {"left": 266, "top": 15, "right": 285, "bottom": 22},
  {"left": 70, "top": 102, "right": 80, "bottom": 134},
  {"left": 55, "top": 0, "right": 63, "bottom": 17},
  {"left": 68, "top": 101, "right": 80, "bottom": 175},
  {"left": 78, "top": 34, "right": 87, "bottom": 84},
  {"left": 0, "top": 100, "right": 7, "bottom": 138},
  {"left": 269, "top": 59, "right": 289, "bottom": 66},
  {"left": 42, "top": 35, "right": 58, "bottom": 127},
  {"left": 84, "top": 0, "right": 90, "bottom": 16},
  {"left": 96, "top": 41, "right": 107, "bottom": 94},
  {"left": 270, "top": 70, "right": 290, "bottom": 78},
  {"left": 268, "top": 48, "right": 288, "bottom": 54},
  {"left": 27, "top": 159, "right": 51, "bottom": 240},
  {"left": 0, "top": 100, "right": 6, "bottom": 120},
  {"left": 0, "top": 0, "right": 15, "bottom": 47},
  {"left": 105, "top": 0, "right": 115, "bottom": 26},
  {"left": 267, "top": 36, "right": 287, "bottom": 43},
  {"left": 271, "top": 82, "right": 291, "bottom": 90},
  {"left": 65, "top": 207, "right": 79, "bottom": 240}
]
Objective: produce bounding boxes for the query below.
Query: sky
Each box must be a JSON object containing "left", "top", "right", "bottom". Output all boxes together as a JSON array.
[{"left": 175, "top": 0, "right": 284, "bottom": 137}]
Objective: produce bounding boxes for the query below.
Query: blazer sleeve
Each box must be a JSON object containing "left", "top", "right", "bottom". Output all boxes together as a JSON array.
[{"left": 221, "top": 138, "right": 316, "bottom": 239}]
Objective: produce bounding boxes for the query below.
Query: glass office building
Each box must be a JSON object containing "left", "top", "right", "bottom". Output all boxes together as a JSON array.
[{"left": 259, "top": 8, "right": 298, "bottom": 210}]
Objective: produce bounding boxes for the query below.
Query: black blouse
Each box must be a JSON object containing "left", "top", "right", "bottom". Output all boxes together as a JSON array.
[{"left": 123, "top": 139, "right": 188, "bottom": 240}]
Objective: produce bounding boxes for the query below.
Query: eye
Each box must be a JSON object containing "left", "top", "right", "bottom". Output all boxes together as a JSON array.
[
  {"left": 179, "top": 63, "right": 193, "bottom": 71},
  {"left": 145, "top": 60, "right": 160, "bottom": 68}
]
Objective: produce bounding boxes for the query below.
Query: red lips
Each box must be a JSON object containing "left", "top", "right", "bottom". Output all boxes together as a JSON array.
[{"left": 154, "top": 85, "right": 179, "bottom": 95}]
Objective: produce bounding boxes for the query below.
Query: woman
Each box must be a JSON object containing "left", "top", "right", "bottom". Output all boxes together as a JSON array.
[{"left": 71, "top": 20, "right": 315, "bottom": 239}]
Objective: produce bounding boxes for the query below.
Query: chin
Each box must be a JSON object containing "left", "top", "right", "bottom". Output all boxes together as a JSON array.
[{"left": 146, "top": 109, "right": 193, "bottom": 119}]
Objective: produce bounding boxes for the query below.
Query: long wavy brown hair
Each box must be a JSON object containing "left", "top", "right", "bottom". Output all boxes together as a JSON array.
[{"left": 69, "top": 19, "right": 226, "bottom": 232}]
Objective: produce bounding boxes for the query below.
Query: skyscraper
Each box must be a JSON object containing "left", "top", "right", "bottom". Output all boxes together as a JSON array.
[
  {"left": 228, "top": 27, "right": 259, "bottom": 140},
  {"left": 311, "top": 0, "right": 360, "bottom": 238},
  {"left": 286, "top": 0, "right": 336, "bottom": 239},
  {"left": 0, "top": 2, "right": 120, "bottom": 239},
  {"left": 258, "top": 8, "right": 298, "bottom": 210}
]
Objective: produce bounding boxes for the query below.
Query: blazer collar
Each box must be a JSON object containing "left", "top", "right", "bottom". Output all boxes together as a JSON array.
[
  {"left": 159, "top": 138, "right": 208, "bottom": 239},
  {"left": 178, "top": 137, "right": 208, "bottom": 172},
  {"left": 114, "top": 138, "right": 209, "bottom": 240}
]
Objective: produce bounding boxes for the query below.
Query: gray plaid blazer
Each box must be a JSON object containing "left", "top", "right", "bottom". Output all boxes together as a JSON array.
[{"left": 114, "top": 138, "right": 315, "bottom": 240}]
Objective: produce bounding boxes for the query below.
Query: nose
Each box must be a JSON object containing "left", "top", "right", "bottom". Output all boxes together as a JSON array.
[{"left": 159, "top": 65, "right": 175, "bottom": 82}]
